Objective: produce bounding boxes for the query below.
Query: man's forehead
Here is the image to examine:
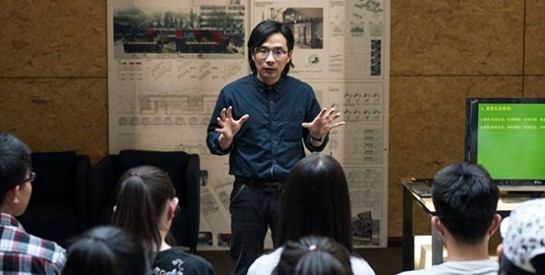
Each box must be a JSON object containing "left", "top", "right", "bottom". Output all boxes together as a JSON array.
[{"left": 261, "top": 33, "right": 287, "bottom": 47}]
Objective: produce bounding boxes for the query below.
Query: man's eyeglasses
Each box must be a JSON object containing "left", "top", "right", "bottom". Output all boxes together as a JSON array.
[
  {"left": 23, "top": 172, "right": 36, "bottom": 183},
  {"left": 254, "top": 47, "right": 288, "bottom": 59}
]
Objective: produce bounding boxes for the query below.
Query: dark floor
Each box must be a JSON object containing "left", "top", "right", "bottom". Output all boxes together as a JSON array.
[{"left": 198, "top": 242, "right": 403, "bottom": 275}]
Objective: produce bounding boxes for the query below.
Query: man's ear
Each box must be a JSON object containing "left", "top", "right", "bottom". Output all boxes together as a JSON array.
[
  {"left": 488, "top": 214, "right": 502, "bottom": 235},
  {"left": 287, "top": 50, "right": 292, "bottom": 63},
  {"left": 113, "top": 205, "right": 117, "bottom": 213},
  {"left": 7, "top": 185, "right": 20, "bottom": 205},
  {"left": 431, "top": 216, "right": 445, "bottom": 237}
]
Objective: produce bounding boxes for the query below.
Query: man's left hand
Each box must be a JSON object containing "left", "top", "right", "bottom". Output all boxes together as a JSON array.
[{"left": 301, "top": 107, "right": 346, "bottom": 140}]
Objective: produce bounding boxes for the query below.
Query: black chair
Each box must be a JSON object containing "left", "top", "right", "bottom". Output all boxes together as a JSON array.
[
  {"left": 87, "top": 149, "right": 201, "bottom": 253},
  {"left": 18, "top": 151, "right": 90, "bottom": 247}
]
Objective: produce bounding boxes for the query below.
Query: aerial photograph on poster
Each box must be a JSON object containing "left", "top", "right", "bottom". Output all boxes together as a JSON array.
[{"left": 111, "top": 0, "right": 246, "bottom": 59}]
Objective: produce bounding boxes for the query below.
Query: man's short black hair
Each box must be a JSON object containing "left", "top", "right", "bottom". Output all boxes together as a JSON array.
[
  {"left": 0, "top": 133, "right": 32, "bottom": 204},
  {"left": 247, "top": 20, "right": 295, "bottom": 75},
  {"left": 432, "top": 162, "right": 499, "bottom": 244}
]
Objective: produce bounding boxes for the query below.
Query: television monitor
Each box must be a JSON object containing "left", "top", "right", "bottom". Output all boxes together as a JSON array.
[{"left": 465, "top": 97, "right": 545, "bottom": 191}]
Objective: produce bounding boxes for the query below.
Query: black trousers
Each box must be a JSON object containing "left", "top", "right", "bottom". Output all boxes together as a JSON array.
[{"left": 229, "top": 179, "right": 281, "bottom": 275}]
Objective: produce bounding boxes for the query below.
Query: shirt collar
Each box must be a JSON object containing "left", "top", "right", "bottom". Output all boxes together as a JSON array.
[
  {"left": 252, "top": 74, "right": 284, "bottom": 94},
  {"left": 0, "top": 212, "right": 24, "bottom": 231}
]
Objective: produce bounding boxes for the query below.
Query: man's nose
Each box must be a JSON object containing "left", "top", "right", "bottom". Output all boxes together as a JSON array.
[{"left": 265, "top": 52, "right": 276, "bottom": 62}]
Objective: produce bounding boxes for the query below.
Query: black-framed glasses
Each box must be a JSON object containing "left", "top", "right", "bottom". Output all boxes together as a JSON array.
[
  {"left": 23, "top": 172, "right": 36, "bottom": 183},
  {"left": 254, "top": 46, "right": 288, "bottom": 59}
]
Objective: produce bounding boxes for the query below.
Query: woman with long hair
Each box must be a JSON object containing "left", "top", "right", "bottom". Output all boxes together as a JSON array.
[
  {"left": 248, "top": 153, "right": 375, "bottom": 274},
  {"left": 111, "top": 165, "right": 215, "bottom": 275}
]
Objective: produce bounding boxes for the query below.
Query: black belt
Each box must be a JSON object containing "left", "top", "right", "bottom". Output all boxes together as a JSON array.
[{"left": 235, "top": 177, "right": 283, "bottom": 192}]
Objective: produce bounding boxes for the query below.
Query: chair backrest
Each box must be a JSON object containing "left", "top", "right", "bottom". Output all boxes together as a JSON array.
[
  {"left": 18, "top": 151, "right": 90, "bottom": 246},
  {"left": 88, "top": 150, "right": 201, "bottom": 250},
  {"left": 117, "top": 150, "right": 190, "bottom": 196},
  {"left": 117, "top": 150, "right": 200, "bottom": 248},
  {"left": 31, "top": 151, "right": 86, "bottom": 205}
]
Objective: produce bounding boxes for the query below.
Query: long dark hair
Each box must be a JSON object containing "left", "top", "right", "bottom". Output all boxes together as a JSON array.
[
  {"left": 111, "top": 165, "right": 176, "bottom": 253},
  {"left": 276, "top": 153, "right": 353, "bottom": 252},
  {"left": 247, "top": 20, "right": 295, "bottom": 75}
]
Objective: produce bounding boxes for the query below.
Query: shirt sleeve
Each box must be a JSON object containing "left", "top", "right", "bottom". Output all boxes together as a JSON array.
[
  {"left": 184, "top": 256, "right": 217, "bottom": 275},
  {"left": 54, "top": 248, "right": 67, "bottom": 271},
  {"left": 248, "top": 247, "right": 282, "bottom": 275},
  {"left": 302, "top": 86, "right": 328, "bottom": 152},
  {"left": 206, "top": 89, "right": 232, "bottom": 155},
  {"left": 350, "top": 256, "right": 376, "bottom": 275}
]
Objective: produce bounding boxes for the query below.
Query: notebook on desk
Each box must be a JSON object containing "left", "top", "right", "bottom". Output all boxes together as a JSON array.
[{"left": 407, "top": 177, "right": 434, "bottom": 198}]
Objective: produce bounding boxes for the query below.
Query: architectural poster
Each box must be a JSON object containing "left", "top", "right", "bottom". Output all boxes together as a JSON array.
[{"left": 108, "top": 0, "right": 389, "bottom": 249}]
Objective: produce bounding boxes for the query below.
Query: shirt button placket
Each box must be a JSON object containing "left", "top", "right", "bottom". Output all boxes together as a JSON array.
[{"left": 269, "top": 93, "right": 277, "bottom": 178}]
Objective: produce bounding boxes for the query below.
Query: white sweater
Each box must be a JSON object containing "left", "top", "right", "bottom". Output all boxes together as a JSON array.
[{"left": 247, "top": 246, "right": 376, "bottom": 275}]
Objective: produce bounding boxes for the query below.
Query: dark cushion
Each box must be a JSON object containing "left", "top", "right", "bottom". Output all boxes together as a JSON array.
[
  {"left": 18, "top": 204, "right": 78, "bottom": 247},
  {"left": 31, "top": 151, "right": 78, "bottom": 204}
]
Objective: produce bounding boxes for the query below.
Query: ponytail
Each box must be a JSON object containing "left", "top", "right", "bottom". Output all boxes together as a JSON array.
[{"left": 111, "top": 172, "right": 163, "bottom": 253}]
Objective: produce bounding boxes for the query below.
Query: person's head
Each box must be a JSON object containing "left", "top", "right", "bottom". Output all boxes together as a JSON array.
[
  {"left": 247, "top": 20, "right": 294, "bottom": 85},
  {"left": 276, "top": 153, "right": 353, "bottom": 252},
  {"left": 431, "top": 162, "right": 500, "bottom": 245},
  {"left": 62, "top": 225, "right": 149, "bottom": 275},
  {"left": 497, "top": 199, "right": 545, "bottom": 275},
  {"left": 273, "top": 235, "right": 353, "bottom": 275},
  {"left": 111, "top": 165, "right": 179, "bottom": 253},
  {"left": 0, "top": 133, "right": 33, "bottom": 216}
]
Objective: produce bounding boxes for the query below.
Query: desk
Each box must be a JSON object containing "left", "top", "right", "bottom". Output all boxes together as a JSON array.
[{"left": 401, "top": 178, "right": 527, "bottom": 271}]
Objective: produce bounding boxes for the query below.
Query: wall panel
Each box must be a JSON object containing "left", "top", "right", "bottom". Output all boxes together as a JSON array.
[{"left": 0, "top": 0, "right": 544, "bottom": 238}]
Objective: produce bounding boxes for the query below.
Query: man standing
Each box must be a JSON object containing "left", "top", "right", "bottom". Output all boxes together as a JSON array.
[
  {"left": 398, "top": 162, "right": 501, "bottom": 275},
  {"left": 206, "top": 20, "right": 344, "bottom": 275},
  {"left": 0, "top": 132, "right": 67, "bottom": 274}
]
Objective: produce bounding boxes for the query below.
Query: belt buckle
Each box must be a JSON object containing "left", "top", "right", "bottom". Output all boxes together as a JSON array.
[{"left": 264, "top": 181, "right": 281, "bottom": 192}]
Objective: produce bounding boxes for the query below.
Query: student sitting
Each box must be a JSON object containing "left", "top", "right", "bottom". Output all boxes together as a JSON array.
[
  {"left": 248, "top": 153, "right": 375, "bottom": 274},
  {"left": 0, "top": 133, "right": 66, "bottom": 274},
  {"left": 398, "top": 162, "right": 501, "bottom": 275},
  {"left": 111, "top": 165, "right": 216, "bottom": 275}
]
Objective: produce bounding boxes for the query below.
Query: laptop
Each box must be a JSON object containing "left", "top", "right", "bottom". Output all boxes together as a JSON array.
[{"left": 407, "top": 177, "right": 434, "bottom": 198}]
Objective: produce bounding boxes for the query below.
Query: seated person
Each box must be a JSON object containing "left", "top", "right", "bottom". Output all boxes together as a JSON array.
[
  {"left": 248, "top": 153, "right": 375, "bottom": 274},
  {"left": 497, "top": 198, "right": 545, "bottom": 275},
  {"left": 398, "top": 162, "right": 501, "bottom": 275},
  {"left": 111, "top": 165, "right": 216, "bottom": 275},
  {"left": 0, "top": 132, "right": 66, "bottom": 274},
  {"left": 62, "top": 225, "right": 149, "bottom": 275},
  {"left": 274, "top": 235, "right": 352, "bottom": 275}
]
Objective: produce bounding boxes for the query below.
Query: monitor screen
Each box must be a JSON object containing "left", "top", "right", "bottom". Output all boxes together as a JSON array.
[{"left": 465, "top": 97, "right": 545, "bottom": 189}]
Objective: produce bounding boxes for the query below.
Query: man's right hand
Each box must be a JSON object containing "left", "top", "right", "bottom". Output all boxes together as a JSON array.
[{"left": 215, "top": 106, "right": 249, "bottom": 150}]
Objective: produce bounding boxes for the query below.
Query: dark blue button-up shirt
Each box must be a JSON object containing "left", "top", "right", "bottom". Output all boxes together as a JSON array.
[{"left": 206, "top": 74, "right": 328, "bottom": 182}]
